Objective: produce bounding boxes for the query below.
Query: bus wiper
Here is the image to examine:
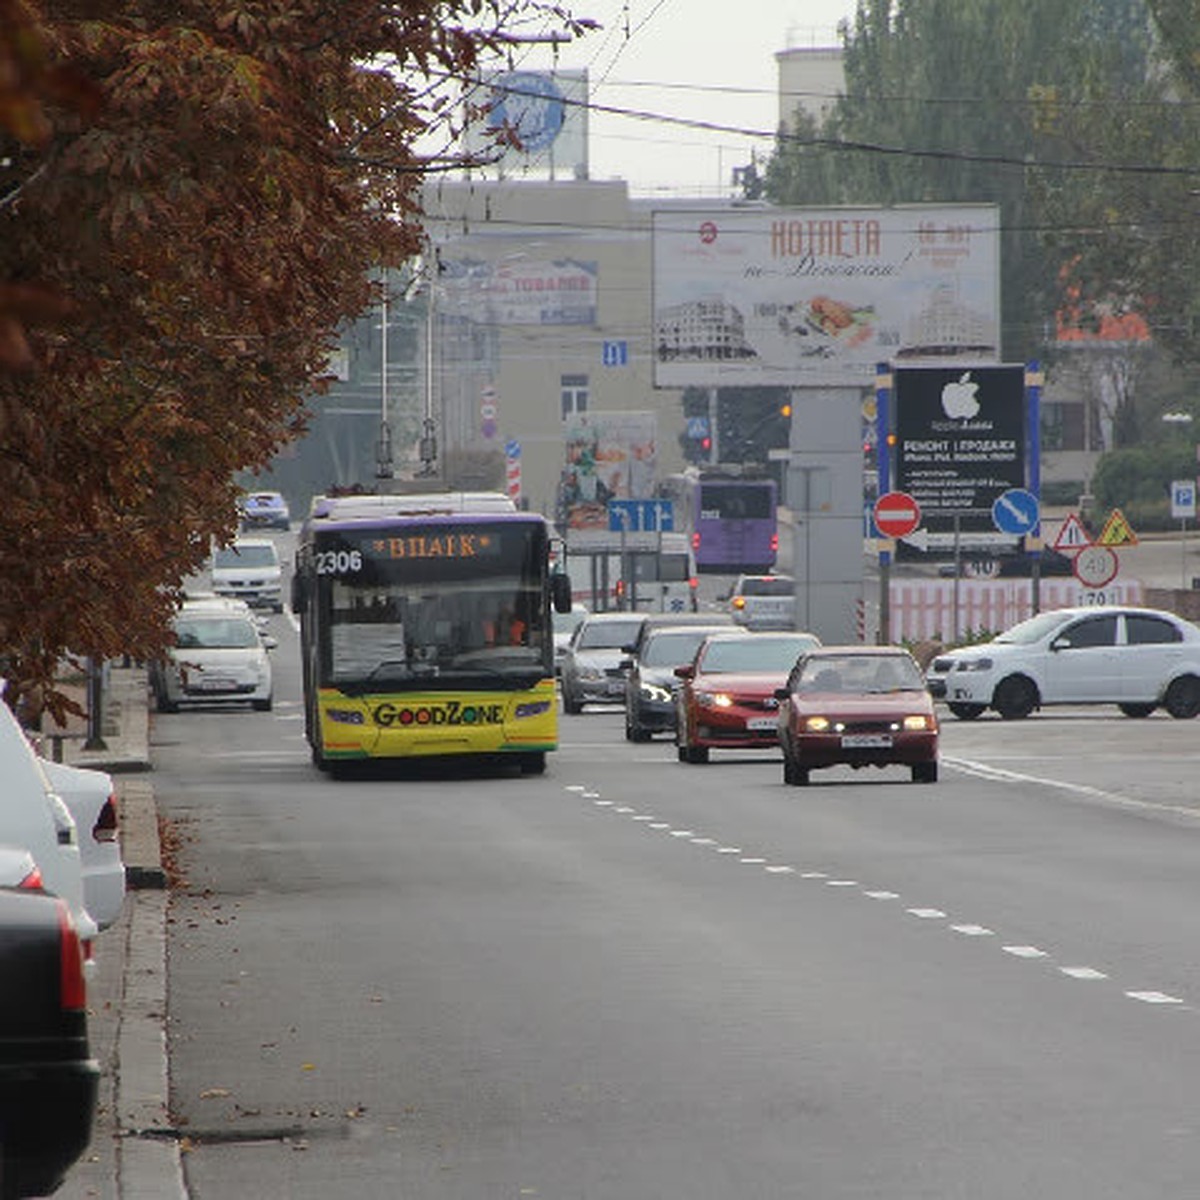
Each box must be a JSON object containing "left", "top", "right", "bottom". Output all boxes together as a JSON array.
[{"left": 338, "top": 660, "right": 438, "bottom": 695}]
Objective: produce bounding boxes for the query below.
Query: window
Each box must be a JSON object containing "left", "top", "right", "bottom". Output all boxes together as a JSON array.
[
  {"left": 561, "top": 374, "right": 589, "bottom": 420},
  {"left": 1125, "top": 614, "right": 1182, "bottom": 645},
  {"left": 1056, "top": 615, "right": 1117, "bottom": 649}
]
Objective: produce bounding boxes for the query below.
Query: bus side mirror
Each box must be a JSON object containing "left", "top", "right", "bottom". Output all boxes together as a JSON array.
[
  {"left": 551, "top": 573, "right": 572, "bottom": 613},
  {"left": 291, "top": 575, "right": 307, "bottom": 615}
]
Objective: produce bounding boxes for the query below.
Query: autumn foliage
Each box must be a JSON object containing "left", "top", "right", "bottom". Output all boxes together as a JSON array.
[{"left": 0, "top": 1, "right": 588, "bottom": 717}]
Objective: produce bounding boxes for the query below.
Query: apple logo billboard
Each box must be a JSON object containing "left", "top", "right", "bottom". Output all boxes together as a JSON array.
[{"left": 893, "top": 364, "right": 1026, "bottom": 550}]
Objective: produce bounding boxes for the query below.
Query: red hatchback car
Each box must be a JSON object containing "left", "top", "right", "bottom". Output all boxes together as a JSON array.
[
  {"left": 774, "top": 645, "right": 939, "bottom": 786},
  {"left": 674, "top": 631, "right": 820, "bottom": 764}
]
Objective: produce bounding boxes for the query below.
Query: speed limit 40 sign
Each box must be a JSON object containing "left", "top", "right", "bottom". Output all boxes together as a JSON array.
[{"left": 1073, "top": 544, "right": 1119, "bottom": 589}]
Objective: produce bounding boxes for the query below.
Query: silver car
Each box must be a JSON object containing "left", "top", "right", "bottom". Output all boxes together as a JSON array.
[
  {"left": 560, "top": 612, "right": 646, "bottom": 714},
  {"left": 152, "top": 607, "right": 276, "bottom": 712}
]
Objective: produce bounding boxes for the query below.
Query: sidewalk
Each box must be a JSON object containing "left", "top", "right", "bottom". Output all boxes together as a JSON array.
[{"left": 53, "top": 666, "right": 186, "bottom": 1200}]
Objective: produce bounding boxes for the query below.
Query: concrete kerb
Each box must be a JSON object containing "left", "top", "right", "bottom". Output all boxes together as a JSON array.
[{"left": 60, "top": 666, "right": 186, "bottom": 1199}]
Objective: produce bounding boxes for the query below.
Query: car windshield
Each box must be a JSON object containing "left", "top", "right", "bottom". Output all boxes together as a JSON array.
[
  {"left": 699, "top": 634, "right": 818, "bottom": 673},
  {"left": 173, "top": 617, "right": 261, "bottom": 649},
  {"left": 739, "top": 577, "right": 793, "bottom": 597},
  {"left": 214, "top": 544, "right": 278, "bottom": 569},
  {"left": 578, "top": 619, "right": 645, "bottom": 650},
  {"left": 993, "top": 610, "right": 1077, "bottom": 645},
  {"left": 642, "top": 628, "right": 721, "bottom": 667},
  {"left": 798, "top": 653, "right": 924, "bottom": 693}
]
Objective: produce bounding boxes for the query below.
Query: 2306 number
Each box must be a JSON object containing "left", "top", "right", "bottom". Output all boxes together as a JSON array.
[{"left": 315, "top": 549, "right": 363, "bottom": 575}]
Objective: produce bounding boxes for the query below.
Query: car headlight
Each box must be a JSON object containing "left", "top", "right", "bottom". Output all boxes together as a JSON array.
[
  {"left": 903, "top": 714, "right": 933, "bottom": 730},
  {"left": 956, "top": 657, "right": 993, "bottom": 672},
  {"left": 640, "top": 684, "right": 671, "bottom": 703},
  {"left": 695, "top": 691, "right": 733, "bottom": 708},
  {"left": 804, "top": 715, "right": 831, "bottom": 732}
]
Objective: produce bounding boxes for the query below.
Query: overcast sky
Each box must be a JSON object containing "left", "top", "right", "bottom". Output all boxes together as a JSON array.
[{"left": 498, "top": 0, "right": 859, "bottom": 196}]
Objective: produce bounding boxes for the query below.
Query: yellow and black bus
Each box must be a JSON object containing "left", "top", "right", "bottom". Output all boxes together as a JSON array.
[{"left": 293, "top": 492, "right": 571, "bottom": 776}]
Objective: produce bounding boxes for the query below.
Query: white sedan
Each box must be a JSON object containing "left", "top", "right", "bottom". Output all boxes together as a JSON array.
[{"left": 926, "top": 605, "right": 1200, "bottom": 720}]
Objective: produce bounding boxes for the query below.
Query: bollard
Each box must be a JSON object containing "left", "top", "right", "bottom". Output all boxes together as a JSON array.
[{"left": 82, "top": 657, "right": 108, "bottom": 751}]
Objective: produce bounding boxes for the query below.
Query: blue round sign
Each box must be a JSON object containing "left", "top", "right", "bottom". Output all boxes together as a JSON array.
[
  {"left": 992, "top": 488, "right": 1040, "bottom": 536},
  {"left": 490, "top": 73, "right": 566, "bottom": 153}
]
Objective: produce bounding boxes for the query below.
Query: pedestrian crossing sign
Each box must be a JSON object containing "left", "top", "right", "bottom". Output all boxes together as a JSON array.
[
  {"left": 1097, "top": 508, "right": 1138, "bottom": 546},
  {"left": 1052, "top": 512, "right": 1091, "bottom": 551}
]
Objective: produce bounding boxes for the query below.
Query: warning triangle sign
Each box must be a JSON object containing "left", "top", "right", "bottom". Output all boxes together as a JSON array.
[
  {"left": 1098, "top": 508, "right": 1138, "bottom": 546},
  {"left": 1052, "top": 512, "right": 1091, "bottom": 551}
]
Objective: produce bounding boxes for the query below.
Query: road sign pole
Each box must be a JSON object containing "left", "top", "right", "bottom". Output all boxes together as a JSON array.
[
  {"left": 876, "top": 366, "right": 892, "bottom": 645},
  {"left": 1026, "top": 362, "right": 1043, "bottom": 614}
]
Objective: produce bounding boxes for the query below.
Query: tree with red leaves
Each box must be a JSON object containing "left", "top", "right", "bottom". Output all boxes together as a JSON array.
[{"left": 0, "top": 1, "right": 591, "bottom": 717}]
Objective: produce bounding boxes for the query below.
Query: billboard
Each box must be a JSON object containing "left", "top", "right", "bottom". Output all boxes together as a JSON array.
[
  {"left": 893, "top": 364, "right": 1027, "bottom": 551},
  {"left": 438, "top": 256, "right": 597, "bottom": 326},
  {"left": 652, "top": 206, "right": 1000, "bottom": 387},
  {"left": 560, "top": 412, "right": 657, "bottom": 530},
  {"left": 461, "top": 69, "right": 588, "bottom": 179}
]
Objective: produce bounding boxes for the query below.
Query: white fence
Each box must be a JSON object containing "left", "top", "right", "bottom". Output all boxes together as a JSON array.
[{"left": 874, "top": 578, "right": 1145, "bottom": 644}]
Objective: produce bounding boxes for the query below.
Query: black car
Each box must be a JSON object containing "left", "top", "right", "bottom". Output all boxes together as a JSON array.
[
  {"left": 0, "top": 886, "right": 99, "bottom": 1199},
  {"left": 621, "top": 613, "right": 735, "bottom": 741}
]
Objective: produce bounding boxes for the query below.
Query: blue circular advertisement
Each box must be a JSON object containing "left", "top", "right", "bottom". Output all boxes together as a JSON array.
[{"left": 490, "top": 72, "right": 566, "bottom": 153}]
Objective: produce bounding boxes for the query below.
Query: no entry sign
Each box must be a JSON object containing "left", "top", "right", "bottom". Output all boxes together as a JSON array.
[{"left": 874, "top": 490, "right": 921, "bottom": 539}]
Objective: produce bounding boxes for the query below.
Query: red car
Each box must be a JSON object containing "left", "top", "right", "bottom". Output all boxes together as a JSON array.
[
  {"left": 674, "top": 631, "right": 820, "bottom": 764},
  {"left": 774, "top": 645, "right": 939, "bottom": 786}
]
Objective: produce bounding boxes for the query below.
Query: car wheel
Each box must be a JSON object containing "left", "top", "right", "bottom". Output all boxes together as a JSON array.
[
  {"left": 156, "top": 692, "right": 179, "bottom": 714},
  {"left": 947, "top": 702, "right": 985, "bottom": 721},
  {"left": 1118, "top": 703, "right": 1156, "bottom": 719},
  {"left": 519, "top": 752, "right": 547, "bottom": 775},
  {"left": 993, "top": 674, "right": 1037, "bottom": 720},
  {"left": 562, "top": 689, "right": 583, "bottom": 715},
  {"left": 683, "top": 745, "right": 709, "bottom": 764},
  {"left": 783, "top": 756, "right": 808, "bottom": 787},
  {"left": 676, "top": 744, "right": 688, "bottom": 763},
  {"left": 912, "top": 760, "right": 939, "bottom": 784},
  {"left": 253, "top": 696, "right": 273, "bottom": 712},
  {"left": 1163, "top": 675, "right": 1200, "bottom": 719}
]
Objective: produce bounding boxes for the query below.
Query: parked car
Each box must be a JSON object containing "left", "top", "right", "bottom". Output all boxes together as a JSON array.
[
  {"left": 238, "top": 490, "right": 290, "bottom": 530},
  {"left": 775, "top": 645, "right": 939, "bottom": 786},
  {"left": 0, "top": 883, "right": 99, "bottom": 1199},
  {"left": 0, "top": 684, "right": 98, "bottom": 951},
  {"left": 674, "top": 630, "right": 821, "bottom": 763},
  {"left": 926, "top": 605, "right": 1200, "bottom": 720},
  {"left": 726, "top": 574, "right": 797, "bottom": 630},
  {"left": 210, "top": 538, "right": 284, "bottom": 612},
  {"left": 552, "top": 604, "right": 589, "bottom": 676},
  {"left": 560, "top": 612, "right": 647, "bottom": 714},
  {"left": 151, "top": 605, "right": 276, "bottom": 713},
  {"left": 40, "top": 760, "right": 126, "bottom": 931},
  {"left": 622, "top": 618, "right": 735, "bottom": 741}
]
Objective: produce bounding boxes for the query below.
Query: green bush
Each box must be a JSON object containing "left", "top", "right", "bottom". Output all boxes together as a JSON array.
[{"left": 1092, "top": 444, "right": 1196, "bottom": 516}]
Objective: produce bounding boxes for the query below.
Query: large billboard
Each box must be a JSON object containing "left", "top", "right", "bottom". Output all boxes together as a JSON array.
[
  {"left": 438, "top": 257, "right": 598, "bottom": 326},
  {"left": 652, "top": 206, "right": 1000, "bottom": 387},
  {"left": 893, "top": 364, "right": 1027, "bottom": 551},
  {"left": 560, "top": 412, "right": 657, "bottom": 530}
]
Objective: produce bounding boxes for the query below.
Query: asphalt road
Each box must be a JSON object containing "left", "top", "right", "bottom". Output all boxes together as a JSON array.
[{"left": 144, "top": 589, "right": 1200, "bottom": 1199}]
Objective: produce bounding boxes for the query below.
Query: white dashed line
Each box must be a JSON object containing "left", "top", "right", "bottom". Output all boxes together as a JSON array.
[
  {"left": 559, "top": 787, "right": 1193, "bottom": 1015},
  {"left": 1003, "top": 945, "right": 1049, "bottom": 959}
]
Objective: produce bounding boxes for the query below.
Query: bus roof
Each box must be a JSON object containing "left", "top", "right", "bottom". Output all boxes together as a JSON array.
[{"left": 307, "top": 491, "right": 518, "bottom": 522}]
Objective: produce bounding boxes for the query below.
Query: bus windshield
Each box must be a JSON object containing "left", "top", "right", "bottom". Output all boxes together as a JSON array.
[{"left": 311, "top": 520, "right": 551, "bottom": 692}]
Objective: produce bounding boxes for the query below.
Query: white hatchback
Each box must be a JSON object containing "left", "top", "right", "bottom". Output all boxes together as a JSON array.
[
  {"left": 153, "top": 607, "right": 275, "bottom": 712},
  {"left": 926, "top": 605, "right": 1200, "bottom": 720}
]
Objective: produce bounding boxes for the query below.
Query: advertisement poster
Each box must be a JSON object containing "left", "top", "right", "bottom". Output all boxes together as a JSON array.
[
  {"left": 894, "top": 364, "right": 1026, "bottom": 550},
  {"left": 652, "top": 205, "right": 1000, "bottom": 387},
  {"left": 439, "top": 256, "right": 598, "bottom": 326},
  {"left": 560, "top": 412, "right": 657, "bottom": 530}
]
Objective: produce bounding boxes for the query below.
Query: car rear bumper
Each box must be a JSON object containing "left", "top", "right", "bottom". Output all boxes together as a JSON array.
[{"left": 0, "top": 1057, "right": 99, "bottom": 1196}]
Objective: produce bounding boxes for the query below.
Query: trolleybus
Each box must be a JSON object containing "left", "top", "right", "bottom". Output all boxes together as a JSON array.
[
  {"left": 293, "top": 491, "right": 571, "bottom": 775},
  {"left": 657, "top": 472, "right": 779, "bottom": 574}
]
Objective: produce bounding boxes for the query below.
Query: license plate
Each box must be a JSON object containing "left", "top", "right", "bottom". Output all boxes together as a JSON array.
[
  {"left": 194, "top": 677, "right": 236, "bottom": 692},
  {"left": 605, "top": 681, "right": 624, "bottom": 694},
  {"left": 747, "top": 717, "right": 778, "bottom": 731},
  {"left": 842, "top": 733, "right": 892, "bottom": 748}
]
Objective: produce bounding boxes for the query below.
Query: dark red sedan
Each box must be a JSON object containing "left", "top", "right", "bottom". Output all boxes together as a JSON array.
[
  {"left": 774, "top": 645, "right": 939, "bottom": 786},
  {"left": 673, "top": 631, "right": 820, "bottom": 764}
]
